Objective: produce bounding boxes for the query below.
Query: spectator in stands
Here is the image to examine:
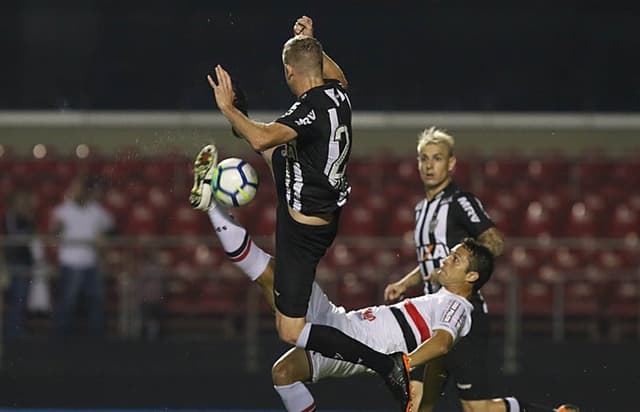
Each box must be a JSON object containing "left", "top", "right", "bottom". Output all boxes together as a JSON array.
[
  {"left": 383, "top": 127, "right": 509, "bottom": 411},
  {"left": 50, "top": 176, "right": 114, "bottom": 337},
  {"left": 1, "top": 191, "right": 37, "bottom": 338}
]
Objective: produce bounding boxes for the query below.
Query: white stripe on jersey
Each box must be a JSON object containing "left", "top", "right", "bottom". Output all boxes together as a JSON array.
[
  {"left": 292, "top": 161, "right": 303, "bottom": 211},
  {"left": 414, "top": 195, "right": 452, "bottom": 294},
  {"left": 324, "top": 109, "right": 340, "bottom": 179},
  {"left": 284, "top": 159, "right": 292, "bottom": 205}
]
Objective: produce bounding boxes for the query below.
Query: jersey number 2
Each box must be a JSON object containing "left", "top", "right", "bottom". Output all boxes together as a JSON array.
[{"left": 325, "top": 108, "right": 351, "bottom": 188}]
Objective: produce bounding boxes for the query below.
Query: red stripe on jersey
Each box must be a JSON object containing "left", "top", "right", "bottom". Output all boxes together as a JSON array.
[
  {"left": 302, "top": 402, "right": 317, "bottom": 412},
  {"left": 229, "top": 240, "right": 252, "bottom": 262},
  {"left": 404, "top": 300, "right": 431, "bottom": 343}
]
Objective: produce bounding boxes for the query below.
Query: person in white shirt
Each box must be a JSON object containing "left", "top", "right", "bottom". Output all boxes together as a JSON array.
[
  {"left": 50, "top": 176, "right": 114, "bottom": 336},
  {"left": 202, "top": 192, "right": 578, "bottom": 412},
  {"left": 201, "top": 187, "right": 492, "bottom": 411}
]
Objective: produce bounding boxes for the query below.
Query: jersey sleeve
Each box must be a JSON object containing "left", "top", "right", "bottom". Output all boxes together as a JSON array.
[
  {"left": 432, "top": 298, "right": 472, "bottom": 341},
  {"left": 450, "top": 192, "right": 495, "bottom": 237},
  {"left": 275, "top": 100, "right": 316, "bottom": 138}
]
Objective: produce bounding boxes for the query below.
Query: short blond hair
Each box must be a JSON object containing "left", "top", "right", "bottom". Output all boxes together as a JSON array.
[
  {"left": 417, "top": 126, "right": 455, "bottom": 156},
  {"left": 282, "top": 35, "right": 323, "bottom": 76}
]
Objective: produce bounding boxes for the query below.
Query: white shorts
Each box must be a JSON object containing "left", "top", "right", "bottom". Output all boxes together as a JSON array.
[
  {"left": 308, "top": 350, "right": 374, "bottom": 383},
  {"left": 304, "top": 283, "right": 408, "bottom": 382}
]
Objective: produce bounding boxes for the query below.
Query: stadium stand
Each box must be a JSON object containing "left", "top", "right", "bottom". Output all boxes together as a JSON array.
[{"left": 2, "top": 146, "right": 639, "bottom": 341}]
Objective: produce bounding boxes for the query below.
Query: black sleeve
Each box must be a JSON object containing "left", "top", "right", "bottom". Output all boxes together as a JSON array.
[
  {"left": 450, "top": 192, "right": 495, "bottom": 237},
  {"left": 275, "top": 100, "right": 316, "bottom": 138}
]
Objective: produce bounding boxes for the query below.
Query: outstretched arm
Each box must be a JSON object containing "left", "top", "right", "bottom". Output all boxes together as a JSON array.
[
  {"left": 407, "top": 329, "right": 454, "bottom": 368},
  {"left": 293, "top": 16, "right": 348, "bottom": 88},
  {"left": 383, "top": 265, "right": 423, "bottom": 303},
  {"left": 207, "top": 65, "right": 297, "bottom": 151}
]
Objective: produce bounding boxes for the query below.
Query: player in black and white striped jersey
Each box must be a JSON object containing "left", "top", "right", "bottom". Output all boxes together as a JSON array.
[
  {"left": 383, "top": 127, "right": 518, "bottom": 411},
  {"left": 205, "top": 15, "right": 411, "bottom": 410}
]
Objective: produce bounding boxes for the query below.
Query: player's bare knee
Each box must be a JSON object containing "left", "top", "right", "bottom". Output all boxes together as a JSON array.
[
  {"left": 460, "top": 399, "right": 492, "bottom": 412},
  {"left": 271, "top": 357, "right": 297, "bottom": 386}
]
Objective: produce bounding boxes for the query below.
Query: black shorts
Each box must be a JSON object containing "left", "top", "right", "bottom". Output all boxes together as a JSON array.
[
  {"left": 443, "top": 294, "right": 491, "bottom": 400},
  {"left": 273, "top": 203, "right": 340, "bottom": 317}
]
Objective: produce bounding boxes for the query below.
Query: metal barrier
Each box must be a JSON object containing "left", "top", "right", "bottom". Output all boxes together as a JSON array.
[{"left": 1, "top": 235, "right": 639, "bottom": 372}]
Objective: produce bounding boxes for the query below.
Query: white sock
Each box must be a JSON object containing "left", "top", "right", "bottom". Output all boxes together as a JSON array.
[
  {"left": 503, "top": 397, "right": 521, "bottom": 412},
  {"left": 274, "top": 382, "right": 316, "bottom": 412},
  {"left": 207, "top": 204, "right": 270, "bottom": 280},
  {"left": 295, "top": 323, "right": 312, "bottom": 349}
]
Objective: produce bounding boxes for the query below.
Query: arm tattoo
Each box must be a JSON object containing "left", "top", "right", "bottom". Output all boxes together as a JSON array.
[{"left": 477, "top": 227, "right": 505, "bottom": 257}]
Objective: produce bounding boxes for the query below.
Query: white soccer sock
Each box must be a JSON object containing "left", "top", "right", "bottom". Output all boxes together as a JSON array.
[
  {"left": 207, "top": 204, "right": 270, "bottom": 280},
  {"left": 503, "top": 397, "right": 521, "bottom": 412},
  {"left": 274, "top": 382, "right": 316, "bottom": 412},
  {"left": 295, "top": 323, "right": 312, "bottom": 349}
]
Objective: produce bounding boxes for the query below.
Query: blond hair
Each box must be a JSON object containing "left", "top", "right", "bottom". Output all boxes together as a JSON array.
[
  {"left": 282, "top": 35, "right": 323, "bottom": 76},
  {"left": 417, "top": 126, "right": 455, "bottom": 156}
]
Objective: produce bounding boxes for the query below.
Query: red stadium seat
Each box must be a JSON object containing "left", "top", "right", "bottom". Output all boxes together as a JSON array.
[
  {"left": 481, "top": 280, "right": 506, "bottom": 316},
  {"left": 573, "top": 158, "right": 612, "bottom": 192},
  {"left": 520, "top": 201, "right": 556, "bottom": 238},
  {"left": 166, "top": 205, "right": 209, "bottom": 235},
  {"left": 335, "top": 272, "right": 379, "bottom": 310},
  {"left": 484, "top": 206, "right": 513, "bottom": 236},
  {"left": 145, "top": 185, "right": 173, "bottom": 221},
  {"left": 520, "top": 279, "right": 554, "bottom": 331},
  {"left": 526, "top": 157, "right": 570, "bottom": 189},
  {"left": 340, "top": 205, "right": 380, "bottom": 236},
  {"left": 608, "top": 203, "right": 639, "bottom": 239},
  {"left": 508, "top": 246, "right": 546, "bottom": 278},
  {"left": 537, "top": 190, "right": 572, "bottom": 217},
  {"left": 452, "top": 158, "right": 473, "bottom": 190},
  {"left": 481, "top": 158, "right": 524, "bottom": 188},
  {"left": 252, "top": 202, "right": 277, "bottom": 237},
  {"left": 610, "top": 159, "right": 640, "bottom": 190},
  {"left": 123, "top": 205, "right": 159, "bottom": 236},
  {"left": 103, "top": 187, "right": 129, "bottom": 223},
  {"left": 325, "top": 242, "right": 358, "bottom": 270},
  {"left": 387, "top": 208, "right": 416, "bottom": 237},
  {"left": 550, "top": 247, "right": 584, "bottom": 274},
  {"left": 563, "top": 201, "right": 599, "bottom": 237}
]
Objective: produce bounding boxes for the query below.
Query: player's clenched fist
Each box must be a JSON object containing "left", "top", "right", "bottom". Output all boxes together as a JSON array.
[
  {"left": 384, "top": 282, "right": 407, "bottom": 304},
  {"left": 293, "top": 15, "right": 314, "bottom": 37}
]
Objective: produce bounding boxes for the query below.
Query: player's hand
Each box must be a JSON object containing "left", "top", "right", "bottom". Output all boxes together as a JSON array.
[
  {"left": 207, "top": 65, "right": 235, "bottom": 114},
  {"left": 384, "top": 282, "right": 406, "bottom": 304},
  {"left": 293, "top": 15, "right": 314, "bottom": 37}
]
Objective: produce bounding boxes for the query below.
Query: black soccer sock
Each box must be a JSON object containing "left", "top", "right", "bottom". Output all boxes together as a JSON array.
[{"left": 304, "top": 324, "right": 394, "bottom": 375}]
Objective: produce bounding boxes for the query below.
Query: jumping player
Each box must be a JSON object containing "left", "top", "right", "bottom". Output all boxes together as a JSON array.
[{"left": 200, "top": 15, "right": 411, "bottom": 410}]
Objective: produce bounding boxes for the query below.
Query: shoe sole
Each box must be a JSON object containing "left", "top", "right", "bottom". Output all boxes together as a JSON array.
[{"left": 189, "top": 145, "right": 218, "bottom": 210}]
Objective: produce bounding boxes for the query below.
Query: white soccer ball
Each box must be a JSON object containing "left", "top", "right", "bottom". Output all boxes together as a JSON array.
[{"left": 213, "top": 157, "right": 259, "bottom": 207}]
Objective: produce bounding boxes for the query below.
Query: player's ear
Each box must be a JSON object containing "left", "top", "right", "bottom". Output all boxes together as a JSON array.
[
  {"left": 465, "top": 271, "right": 479, "bottom": 284},
  {"left": 448, "top": 155, "right": 457, "bottom": 173},
  {"left": 284, "top": 64, "right": 294, "bottom": 80}
]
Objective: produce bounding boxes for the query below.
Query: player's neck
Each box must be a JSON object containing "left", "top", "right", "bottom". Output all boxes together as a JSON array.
[
  {"left": 445, "top": 285, "right": 472, "bottom": 299},
  {"left": 294, "top": 77, "right": 324, "bottom": 96},
  {"left": 424, "top": 178, "right": 451, "bottom": 201}
]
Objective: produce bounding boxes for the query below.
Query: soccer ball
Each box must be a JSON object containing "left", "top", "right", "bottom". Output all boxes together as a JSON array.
[{"left": 213, "top": 157, "right": 259, "bottom": 207}]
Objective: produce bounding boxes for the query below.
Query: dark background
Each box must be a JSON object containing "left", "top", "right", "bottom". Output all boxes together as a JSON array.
[{"left": 1, "top": 1, "right": 639, "bottom": 111}]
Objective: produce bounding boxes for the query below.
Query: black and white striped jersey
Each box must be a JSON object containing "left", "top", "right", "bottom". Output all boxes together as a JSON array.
[
  {"left": 274, "top": 80, "right": 352, "bottom": 215},
  {"left": 414, "top": 183, "right": 495, "bottom": 294}
]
